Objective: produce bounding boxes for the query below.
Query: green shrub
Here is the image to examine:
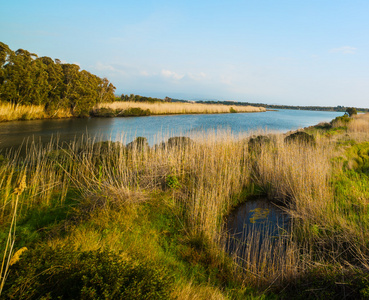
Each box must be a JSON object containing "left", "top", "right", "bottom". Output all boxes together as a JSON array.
[
  {"left": 91, "top": 107, "right": 117, "bottom": 117},
  {"left": 332, "top": 114, "right": 351, "bottom": 125},
  {"left": 248, "top": 135, "right": 272, "bottom": 154},
  {"left": 229, "top": 107, "right": 237, "bottom": 113},
  {"left": 118, "top": 107, "right": 151, "bottom": 117},
  {"left": 5, "top": 246, "right": 174, "bottom": 299},
  {"left": 126, "top": 137, "right": 149, "bottom": 151},
  {"left": 284, "top": 131, "right": 316, "bottom": 146},
  {"left": 166, "top": 136, "right": 194, "bottom": 148},
  {"left": 166, "top": 175, "right": 180, "bottom": 189}
]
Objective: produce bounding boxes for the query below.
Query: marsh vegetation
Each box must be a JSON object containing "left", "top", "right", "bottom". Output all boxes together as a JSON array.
[{"left": 1, "top": 113, "right": 369, "bottom": 298}]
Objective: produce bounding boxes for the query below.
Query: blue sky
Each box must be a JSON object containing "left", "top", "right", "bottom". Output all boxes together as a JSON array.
[{"left": 1, "top": 0, "right": 368, "bottom": 107}]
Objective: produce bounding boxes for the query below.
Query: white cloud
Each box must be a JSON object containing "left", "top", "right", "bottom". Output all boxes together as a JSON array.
[
  {"left": 188, "top": 72, "right": 207, "bottom": 81},
  {"left": 330, "top": 46, "right": 357, "bottom": 54},
  {"left": 161, "top": 69, "right": 184, "bottom": 80},
  {"left": 95, "top": 62, "right": 117, "bottom": 72},
  {"left": 140, "top": 70, "right": 150, "bottom": 76}
]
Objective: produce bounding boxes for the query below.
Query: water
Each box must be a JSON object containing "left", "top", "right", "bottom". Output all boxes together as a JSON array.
[
  {"left": 0, "top": 109, "right": 342, "bottom": 150},
  {"left": 225, "top": 198, "right": 291, "bottom": 263}
]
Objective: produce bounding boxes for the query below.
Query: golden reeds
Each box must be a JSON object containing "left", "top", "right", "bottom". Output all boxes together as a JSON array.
[
  {"left": 0, "top": 102, "right": 72, "bottom": 122},
  {"left": 0, "top": 102, "right": 46, "bottom": 122},
  {"left": 1, "top": 123, "right": 369, "bottom": 290},
  {"left": 94, "top": 101, "right": 266, "bottom": 115}
]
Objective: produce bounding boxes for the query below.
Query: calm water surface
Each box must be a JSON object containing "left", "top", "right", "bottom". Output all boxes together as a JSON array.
[
  {"left": 226, "top": 198, "right": 290, "bottom": 256},
  {"left": 0, "top": 109, "right": 342, "bottom": 150}
]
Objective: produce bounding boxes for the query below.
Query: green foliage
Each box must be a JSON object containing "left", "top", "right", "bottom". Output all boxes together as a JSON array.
[
  {"left": 332, "top": 114, "right": 351, "bottom": 125},
  {"left": 166, "top": 175, "right": 180, "bottom": 189},
  {"left": 5, "top": 246, "right": 174, "bottom": 299},
  {"left": 91, "top": 107, "right": 151, "bottom": 117},
  {"left": 166, "top": 136, "right": 194, "bottom": 148},
  {"left": 126, "top": 137, "right": 149, "bottom": 151},
  {"left": 346, "top": 107, "right": 358, "bottom": 117},
  {"left": 118, "top": 107, "right": 151, "bottom": 117},
  {"left": 0, "top": 42, "right": 116, "bottom": 117},
  {"left": 230, "top": 107, "right": 237, "bottom": 113},
  {"left": 281, "top": 267, "right": 369, "bottom": 299},
  {"left": 284, "top": 131, "right": 316, "bottom": 145},
  {"left": 248, "top": 135, "right": 272, "bottom": 154},
  {"left": 120, "top": 93, "right": 167, "bottom": 103}
]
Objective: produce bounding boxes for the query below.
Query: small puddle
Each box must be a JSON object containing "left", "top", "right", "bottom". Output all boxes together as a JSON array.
[{"left": 225, "top": 198, "right": 291, "bottom": 264}]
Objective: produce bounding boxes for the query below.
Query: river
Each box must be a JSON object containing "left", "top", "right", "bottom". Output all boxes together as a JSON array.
[{"left": 0, "top": 109, "right": 342, "bottom": 150}]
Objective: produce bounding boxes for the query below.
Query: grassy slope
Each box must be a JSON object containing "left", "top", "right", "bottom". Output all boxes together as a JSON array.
[{"left": 1, "top": 113, "right": 369, "bottom": 299}]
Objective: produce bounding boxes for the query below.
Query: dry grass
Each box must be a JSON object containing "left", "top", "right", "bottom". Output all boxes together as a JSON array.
[
  {"left": 172, "top": 281, "right": 227, "bottom": 300},
  {"left": 0, "top": 102, "right": 72, "bottom": 122},
  {"left": 348, "top": 113, "right": 369, "bottom": 132},
  {"left": 95, "top": 101, "right": 266, "bottom": 115},
  {"left": 0, "top": 102, "right": 46, "bottom": 122},
  {"left": 2, "top": 124, "right": 369, "bottom": 291}
]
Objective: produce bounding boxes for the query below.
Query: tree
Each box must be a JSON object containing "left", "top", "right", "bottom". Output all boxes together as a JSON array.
[
  {"left": 346, "top": 107, "right": 357, "bottom": 117},
  {"left": 0, "top": 42, "right": 117, "bottom": 117}
]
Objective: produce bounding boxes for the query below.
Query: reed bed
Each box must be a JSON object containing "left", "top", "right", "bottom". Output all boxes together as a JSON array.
[
  {"left": 0, "top": 102, "right": 72, "bottom": 122},
  {"left": 94, "top": 101, "right": 266, "bottom": 115},
  {"left": 0, "top": 102, "right": 46, "bottom": 122},
  {"left": 348, "top": 113, "right": 369, "bottom": 132},
  {"left": 2, "top": 124, "right": 369, "bottom": 295}
]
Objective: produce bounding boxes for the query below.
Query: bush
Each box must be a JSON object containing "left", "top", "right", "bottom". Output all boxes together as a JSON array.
[
  {"left": 166, "top": 136, "right": 194, "bottom": 148},
  {"left": 126, "top": 137, "right": 149, "bottom": 151},
  {"left": 118, "top": 107, "right": 151, "bottom": 117},
  {"left": 166, "top": 175, "right": 180, "bottom": 189},
  {"left": 248, "top": 135, "right": 272, "bottom": 153},
  {"left": 346, "top": 107, "right": 358, "bottom": 117},
  {"left": 91, "top": 107, "right": 117, "bottom": 117},
  {"left": 229, "top": 107, "right": 237, "bottom": 113},
  {"left": 284, "top": 131, "right": 316, "bottom": 146},
  {"left": 5, "top": 246, "right": 174, "bottom": 299}
]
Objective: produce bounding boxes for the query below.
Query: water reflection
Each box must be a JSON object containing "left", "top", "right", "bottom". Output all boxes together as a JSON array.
[
  {"left": 0, "top": 109, "right": 342, "bottom": 152},
  {"left": 225, "top": 198, "right": 290, "bottom": 264}
]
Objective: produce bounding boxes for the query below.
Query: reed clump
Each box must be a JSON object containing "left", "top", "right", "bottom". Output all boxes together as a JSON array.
[
  {"left": 0, "top": 102, "right": 73, "bottom": 122},
  {"left": 1, "top": 117, "right": 369, "bottom": 297},
  {"left": 0, "top": 102, "right": 46, "bottom": 121}
]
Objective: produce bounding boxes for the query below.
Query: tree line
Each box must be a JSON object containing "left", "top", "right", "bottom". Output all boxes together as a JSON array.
[
  {"left": 196, "top": 100, "right": 368, "bottom": 113},
  {"left": 119, "top": 94, "right": 171, "bottom": 103},
  {"left": 0, "top": 42, "right": 116, "bottom": 117}
]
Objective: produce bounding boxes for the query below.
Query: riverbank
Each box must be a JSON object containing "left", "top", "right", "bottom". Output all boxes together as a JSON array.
[
  {"left": 1, "top": 113, "right": 369, "bottom": 298},
  {"left": 0, "top": 101, "right": 265, "bottom": 122},
  {"left": 92, "top": 101, "right": 266, "bottom": 116}
]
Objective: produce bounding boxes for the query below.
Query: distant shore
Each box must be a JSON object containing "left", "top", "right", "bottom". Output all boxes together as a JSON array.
[{"left": 0, "top": 101, "right": 266, "bottom": 122}]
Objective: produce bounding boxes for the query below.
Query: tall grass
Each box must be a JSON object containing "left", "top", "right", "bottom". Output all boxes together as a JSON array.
[
  {"left": 94, "top": 101, "right": 266, "bottom": 115},
  {"left": 0, "top": 102, "right": 72, "bottom": 122},
  {"left": 0, "top": 102, "right": 46, "bottom": 121},
  {"left": 2, "top": 123, "right": 369, "bottom": 293}
]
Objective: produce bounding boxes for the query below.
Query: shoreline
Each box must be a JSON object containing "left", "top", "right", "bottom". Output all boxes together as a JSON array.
[{"left": 0, "top": 101, "right": 266, "bottom": 123}]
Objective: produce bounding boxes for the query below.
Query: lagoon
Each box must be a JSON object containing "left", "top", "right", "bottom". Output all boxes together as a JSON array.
[{"left": 0, "top": 109, "right": 343, "bottom": 150}]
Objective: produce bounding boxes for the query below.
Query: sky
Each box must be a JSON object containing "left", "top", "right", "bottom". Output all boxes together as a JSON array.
[{"left": 1, "top": 0, "right": 368, "bottom": 108}]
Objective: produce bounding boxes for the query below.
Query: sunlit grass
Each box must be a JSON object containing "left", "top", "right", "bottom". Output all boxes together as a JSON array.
[
  {"left": 0, "top": 102, "right": 72, "bottom": 122},
  {"left": 2, "top": 120, "right": 369, "bottom": 297},
  {"left": 94, "top": 100, "right": 266, "bottom": 115}
]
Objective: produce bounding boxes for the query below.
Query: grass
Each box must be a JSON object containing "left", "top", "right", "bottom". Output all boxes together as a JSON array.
[
  {"left": 0, "top": 102, "right": 73, "bottom": 122},
  {"left": 0, "top": 100, "right": 265, "bottom": 122},
  {"left": 1, "top": 113, "right": 369, "bottom": 298},
  {"left": 92, "top": 101, "right": 266, "bottom": 116}
]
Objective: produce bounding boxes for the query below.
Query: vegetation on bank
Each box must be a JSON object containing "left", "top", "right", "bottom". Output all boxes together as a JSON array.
[
  {"left": 197, "top": 99, "right": 369, "bottom": 113},
  {"left": 0, "top": 42, "right": 116, "bottom": 118},
  {"left": 0, "top": 42, "right": 266, "bottom": 122},
  {"left": 1, "top": 113, "right": 369, "bottom": 298},
  {"left": 92, "top": 101, "right": 266, "bottom": 117}
]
